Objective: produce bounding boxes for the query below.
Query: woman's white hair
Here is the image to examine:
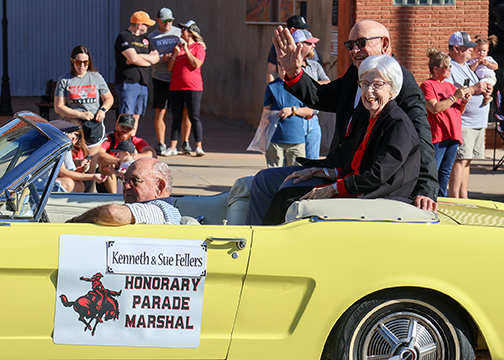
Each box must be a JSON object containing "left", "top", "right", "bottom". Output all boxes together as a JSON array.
[{"left": 358, "top": 55, "right": 403, "bottom": 100}]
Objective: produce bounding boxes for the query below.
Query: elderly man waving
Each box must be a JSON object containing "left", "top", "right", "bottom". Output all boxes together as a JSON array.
[{"left": 246, "top": 20, "right": 438, "bottom": 225}]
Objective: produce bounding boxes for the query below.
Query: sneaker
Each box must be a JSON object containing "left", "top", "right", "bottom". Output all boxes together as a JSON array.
[
  {"left": 165, "top": 147, "right": 178, "bottom": 156},
  {"left": 195, "top": 147, "right": 205, "bottom": 157},
  {"left": 181, "top": 141, "right": 193, "bottom": 155},
  {"left": 155, "top": 143, "right": 167, "bottom": 156}
]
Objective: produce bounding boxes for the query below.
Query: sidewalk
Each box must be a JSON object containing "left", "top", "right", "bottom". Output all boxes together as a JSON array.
[
  {"left": 8, "top": 96, "right": 504, "bottom": 201},
  {"left": 10, "top": 96, "right": 265, "bottom": 196}
]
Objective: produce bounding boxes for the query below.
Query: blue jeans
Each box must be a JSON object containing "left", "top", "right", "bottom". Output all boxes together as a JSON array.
[
  {"left": 434, "top": 139, "right": 459, "bottom": 197},
  {"left": 245, "top": 166, "right": 325, "bottom": 225},
  {"left": 304, "top": 116, "right": 321, "bottom": 160}
]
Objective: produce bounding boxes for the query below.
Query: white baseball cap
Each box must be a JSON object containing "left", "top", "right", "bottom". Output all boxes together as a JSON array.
[{"left": 292, "top": 29, "right": 320, "bottom": 44}]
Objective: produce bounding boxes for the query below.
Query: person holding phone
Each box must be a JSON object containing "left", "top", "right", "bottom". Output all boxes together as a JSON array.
[
  {"left": 167, "top": 20, "right": 206, "bottom": 156},
  {"left": 51, "top": 120, "right": 108, "bottom": 193},
  {"left": 446, "top": 31, "right": 493, "bottom": 198},
  {"left": 420, "top": 48, "right": 470, "bottom": 198}
]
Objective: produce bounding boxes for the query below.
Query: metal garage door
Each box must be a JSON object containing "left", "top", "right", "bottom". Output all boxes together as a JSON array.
[{"left": 0, "top": 0, "right": 120, "bottom": 96}]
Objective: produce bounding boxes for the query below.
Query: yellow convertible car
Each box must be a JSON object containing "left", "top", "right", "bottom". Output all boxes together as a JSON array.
[{"left": 1, "top": 111, "right": 504, "bottom": 360}]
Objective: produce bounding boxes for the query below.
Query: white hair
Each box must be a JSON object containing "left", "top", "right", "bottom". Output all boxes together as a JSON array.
[
  {"left": 358, "top": 55, "right": 403, "bottom": 99},
  {"left": 152, "top": 160, "right": 172, "bottom": 191}
]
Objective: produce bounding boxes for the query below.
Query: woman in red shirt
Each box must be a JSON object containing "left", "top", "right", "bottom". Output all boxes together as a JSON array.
[
  {"left": 420, "top": 48, "right": 470, "bottom": 197},
  {"left": 167, "top": 20, "right": 206, "bottom": 156}
]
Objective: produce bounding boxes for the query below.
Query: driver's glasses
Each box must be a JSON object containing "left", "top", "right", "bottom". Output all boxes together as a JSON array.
[{"left": 121, "top": 177, "right": 158, "bottom": 187}]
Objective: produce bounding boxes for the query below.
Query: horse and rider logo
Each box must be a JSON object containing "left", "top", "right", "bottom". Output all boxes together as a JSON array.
[{"left": 60, "top": 272, "right": 121, "bottom": 336}]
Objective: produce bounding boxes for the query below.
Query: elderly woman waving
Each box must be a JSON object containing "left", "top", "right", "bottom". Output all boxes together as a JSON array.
[{"left": 299, "top": 55, "right": 421, "bottom": 201}]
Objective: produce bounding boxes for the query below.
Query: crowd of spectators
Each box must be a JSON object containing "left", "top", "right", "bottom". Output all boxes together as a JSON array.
[
  {"left": 52, "top": 9, "right": 498, "bottom": 215},
  {"left": 53, "top": 8, "right": 207, "bottom": 195}
]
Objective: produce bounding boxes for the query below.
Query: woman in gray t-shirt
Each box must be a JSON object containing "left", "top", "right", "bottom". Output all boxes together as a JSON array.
[
  {"left": 55, "top": 45, "right": 114, "bottom": 147},
  {"left": 55, "top": 45, "right": 114, "bottom": 185}
]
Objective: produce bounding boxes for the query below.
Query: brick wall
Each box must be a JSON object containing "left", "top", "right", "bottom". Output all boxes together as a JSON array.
[{"left": 355, "top": 0, "right": 489, "bottom": 84}]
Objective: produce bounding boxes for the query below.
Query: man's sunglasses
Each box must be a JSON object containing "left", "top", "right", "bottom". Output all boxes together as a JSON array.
[
  {"left": 344, "top": 36, "right": 383, "bottom": 51},
  {"left": 162, "top": 19, "right": 173, "bottom": 23}
]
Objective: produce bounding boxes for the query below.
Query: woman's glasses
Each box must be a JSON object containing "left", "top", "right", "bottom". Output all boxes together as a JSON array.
[
  {"left": 72, "top": 59, "right": 90, "bottom": 67},
  {"left": 357, "top": 80, "right": 390, "bottom": 91},
  {"left": 344, "top": 36, "right": 383, "bottom": 51}
]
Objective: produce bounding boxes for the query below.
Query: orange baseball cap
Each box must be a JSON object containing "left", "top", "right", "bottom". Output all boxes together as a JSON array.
[{"left": 130, "top": 11, "right": 156, "bottom": 26}]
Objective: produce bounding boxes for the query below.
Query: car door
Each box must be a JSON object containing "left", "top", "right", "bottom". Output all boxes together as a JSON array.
[{"left": 0, "top": 223, "right": 251, "bottom": 359}]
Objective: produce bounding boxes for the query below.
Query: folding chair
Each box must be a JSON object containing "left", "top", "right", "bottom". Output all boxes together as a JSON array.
[{"left": 493, "top": 90, "right": 504, "bottom": 170}]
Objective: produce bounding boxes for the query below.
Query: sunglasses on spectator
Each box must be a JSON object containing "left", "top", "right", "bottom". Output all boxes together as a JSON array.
[
  {"left": 162, "top": 19, "right": 173, "bottom": 23},
  {"left": 72, "top": 59, "right": 90, "bottom": 67},
  {"left": 121, "top": 177, "right": 159, "bottom": 187},
  {"left": 344, "top": 36, "right": 383, "bottom": 51},
  {"left": 68, "top": 132, "right": 81, "bottom": 141}
]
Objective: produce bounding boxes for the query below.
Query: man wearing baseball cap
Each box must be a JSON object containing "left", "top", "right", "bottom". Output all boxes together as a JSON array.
[
  {"left": 291, "top": 29, "right": 330, "bottom": 161},
  {"left": 266, "top": 15, "right": 321, "bottom": 83},
  {"left": 98, "top": 114, "right": 156, "bottom": 193},
  {"left": 114, "top": 11, "right": 159, "bottom": 136},
  {"left": 446, "top": 31, "right": 493, "bottom": 199},
  {"left": 148, "top": 8, "right": 192, "bottom": 156}
]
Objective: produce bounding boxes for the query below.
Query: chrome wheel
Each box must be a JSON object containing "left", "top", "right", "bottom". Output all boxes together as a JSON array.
[
  {"left": 322, "top": 290, "right": 476, "bottom": 360},
  {"left": 362, "top": 312, "right": 445, "bottom": 360}
]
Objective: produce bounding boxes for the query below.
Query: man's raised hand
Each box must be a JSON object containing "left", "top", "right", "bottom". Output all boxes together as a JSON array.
[{"left": 273, "top": 26, "right": 304, "bottom": 79}]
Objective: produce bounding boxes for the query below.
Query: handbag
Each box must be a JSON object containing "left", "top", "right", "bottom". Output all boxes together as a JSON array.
[
  {"left": 246, "top": 110, "right": 280, "bottom": 154},
  {"left": 81, "top": 119, "right": 105, "bottom": 145}
]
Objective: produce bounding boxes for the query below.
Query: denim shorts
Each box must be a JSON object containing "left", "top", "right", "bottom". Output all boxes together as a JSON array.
[{"left": 116, "top": 83, "right": 148, "bottom": 116}]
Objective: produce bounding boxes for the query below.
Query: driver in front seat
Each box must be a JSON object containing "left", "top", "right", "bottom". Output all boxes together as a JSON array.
[{"left": 67, "top": 158, "right": 181, "bottom": 225}]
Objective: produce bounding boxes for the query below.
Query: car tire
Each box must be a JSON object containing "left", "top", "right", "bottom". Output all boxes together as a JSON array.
[{"left": 322, "top": 289, "right": 475, "bottom": 360}]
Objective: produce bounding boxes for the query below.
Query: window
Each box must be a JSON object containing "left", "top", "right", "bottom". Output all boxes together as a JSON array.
[
  {"left": 394, "top": 0, "right": 454, "bottom": 5},
  {"left": 246, "top": 0, "right": 295, "bottom": 23}
]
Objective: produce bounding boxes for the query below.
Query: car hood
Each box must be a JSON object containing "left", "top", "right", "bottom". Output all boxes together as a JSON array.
[{"left": 438, "top": 199, "right": 504, "bottom": 227}]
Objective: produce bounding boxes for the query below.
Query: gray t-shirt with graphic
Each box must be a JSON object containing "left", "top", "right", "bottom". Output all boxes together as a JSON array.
[
  {"left": 55, "top": 71, "right": 109, "bottom": 115},
  {"left": 148, "top": 26, "right": 182, "bottom": 82}
]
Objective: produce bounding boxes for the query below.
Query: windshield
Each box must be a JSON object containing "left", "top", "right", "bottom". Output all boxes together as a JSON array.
[
  {"left": 0, "top": 160, "right": 59, "bottom": 219},
  {"left": 0, "top": 118, "right": 49, "bottom": 178}
]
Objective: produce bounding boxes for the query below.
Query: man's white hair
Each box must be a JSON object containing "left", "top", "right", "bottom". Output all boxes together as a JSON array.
[{"left": 152, "top": 160, "right": 172, "bottom": 191}]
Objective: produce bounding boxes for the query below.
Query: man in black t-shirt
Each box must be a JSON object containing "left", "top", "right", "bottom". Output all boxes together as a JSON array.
[{"left": 114, "top": 11, "right": 159, "bottom": 135}]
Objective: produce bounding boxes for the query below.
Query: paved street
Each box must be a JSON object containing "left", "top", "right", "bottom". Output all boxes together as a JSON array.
[{"left": 7, "top": 96, "right": 504, "bottom": 202}]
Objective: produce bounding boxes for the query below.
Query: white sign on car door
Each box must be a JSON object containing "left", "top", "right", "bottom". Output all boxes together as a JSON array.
[{"left": 54, "top": 235, "right": 206, "bottom": 348}]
